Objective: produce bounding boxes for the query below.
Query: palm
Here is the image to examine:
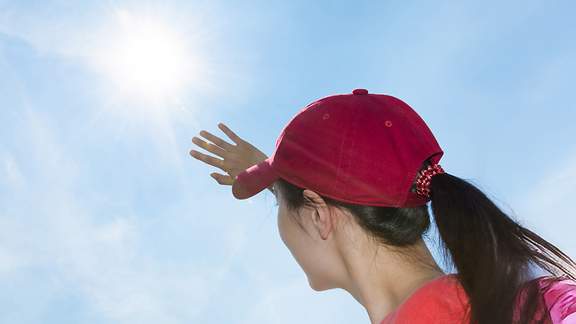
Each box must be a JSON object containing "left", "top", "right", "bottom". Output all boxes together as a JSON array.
[{"left": 189, "top": 123, "right": 268, "bottom": 186}]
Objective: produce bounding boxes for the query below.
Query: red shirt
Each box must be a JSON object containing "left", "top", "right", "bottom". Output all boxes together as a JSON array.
[
  {"left": 380, "top": 273, "right": 576, "bottom": 324},
  {"left": 380, "top": 274, "right": 469, "bottom": 324}
]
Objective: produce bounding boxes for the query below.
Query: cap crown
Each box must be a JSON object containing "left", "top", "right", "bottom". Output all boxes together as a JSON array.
[{"left": 270, "top": 89, "right": 443, "bottom": 207}]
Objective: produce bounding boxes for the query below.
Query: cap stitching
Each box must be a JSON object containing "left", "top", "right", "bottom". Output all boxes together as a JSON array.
[{"left": 339, "top": 98, "right": 363, "bottom": 199}]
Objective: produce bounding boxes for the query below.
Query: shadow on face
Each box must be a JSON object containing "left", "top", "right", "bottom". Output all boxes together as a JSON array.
[{"left": 275, "top": 185, "right": 345, "bottom": 291}]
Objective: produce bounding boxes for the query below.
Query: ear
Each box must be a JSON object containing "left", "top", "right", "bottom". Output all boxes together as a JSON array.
[{"left": 302, "top": 189, "right": 333, "bottom": 240}]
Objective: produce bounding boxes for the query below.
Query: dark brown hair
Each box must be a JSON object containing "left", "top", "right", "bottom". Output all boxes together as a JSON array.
[{"left": 274, "top": 158, "right": 576, "bottom": 324}]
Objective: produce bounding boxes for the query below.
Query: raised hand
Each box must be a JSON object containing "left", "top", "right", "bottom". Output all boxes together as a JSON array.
[{"left": 189, "top": 122, "right": 271, "bottom": 190}]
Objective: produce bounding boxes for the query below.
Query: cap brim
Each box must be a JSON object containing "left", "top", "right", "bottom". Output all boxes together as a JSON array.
[{"left": 232, "top": 157, "right": 279, "bottom": 200}]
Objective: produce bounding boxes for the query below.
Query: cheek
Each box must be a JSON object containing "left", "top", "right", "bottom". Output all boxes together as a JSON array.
[
  {"left": 276, "top": 208, "right": 327, "bottom": 286},
  {"left": 278, "top": 207, "right": 335, "bottom": 291},
  {"left": 277, "top": 206, "right": 293, "bottom": 247}
]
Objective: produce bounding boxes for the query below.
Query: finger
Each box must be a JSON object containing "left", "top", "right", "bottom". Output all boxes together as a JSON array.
[
  {"left": 192, "top": 136, "right": 230, "bottom": 159},
  {"left": 218, "top": 122, "right": 246, "bottom": 146},
  {"left": 210, "top": 172, "right": 234, "bottom": 185},
  {"left": 198, "top": 130, "right": 236, "bottom": 151},
  {"left": 189, "top": 149, "right": 228, "bottom": 171}
]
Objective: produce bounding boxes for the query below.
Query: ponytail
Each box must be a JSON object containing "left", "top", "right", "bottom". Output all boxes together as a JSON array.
[{"left": 429, "top": 162, "right": 576, "bottom": 324}]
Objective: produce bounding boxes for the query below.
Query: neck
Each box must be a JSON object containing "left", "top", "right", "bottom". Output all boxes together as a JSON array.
[{"left": 338, "top": 238, "right": 445, "bottom": 324}]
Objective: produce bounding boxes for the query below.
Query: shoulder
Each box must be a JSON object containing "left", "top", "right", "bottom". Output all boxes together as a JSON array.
[
  {"left": 382, "top": 274, "right": 470, "bottom": 324},
  {"left": 536, "top": 275, "right": 576, "bottom": 323}
]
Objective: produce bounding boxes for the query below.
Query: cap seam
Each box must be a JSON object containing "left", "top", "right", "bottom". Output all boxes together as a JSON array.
[{"left": 337, "top": 99, "right": 361, "bottom": 198}]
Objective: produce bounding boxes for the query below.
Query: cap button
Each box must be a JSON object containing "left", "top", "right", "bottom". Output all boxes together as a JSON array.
[{"left": 352, "top": 88, "right": 368, "bottom": 95}]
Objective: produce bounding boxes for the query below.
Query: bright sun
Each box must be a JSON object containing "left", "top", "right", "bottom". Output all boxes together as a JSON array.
[{"left": 93, "top": 9, "right": 200, "bottom": 103}]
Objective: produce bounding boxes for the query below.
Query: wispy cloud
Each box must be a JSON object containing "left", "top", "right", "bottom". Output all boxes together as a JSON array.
[
  {"left": 0, "top": 152, "right": 24, "bottom": 189},
  {"left": 510, "top": 149, "right": 576, "bottom": 259},
  {"left": 0, "top": 109, "right": 223, "bottom": 323},
  {"left": 0, "top": 0, "right": 251, "bottom": 178}
]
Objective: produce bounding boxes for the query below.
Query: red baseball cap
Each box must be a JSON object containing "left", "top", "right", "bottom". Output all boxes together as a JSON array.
[{"left": 232, "top": 88, "right": 444, "bottom": 207}]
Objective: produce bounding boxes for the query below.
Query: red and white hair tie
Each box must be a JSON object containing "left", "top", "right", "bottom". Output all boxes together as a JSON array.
[{"left": 415, "top": 163, "right": 445, "bottom": 199}]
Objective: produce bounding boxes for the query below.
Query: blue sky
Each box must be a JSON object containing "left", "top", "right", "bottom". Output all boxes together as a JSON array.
[{"left": 1, "top": 0, "right": 575, "bottom": 323}]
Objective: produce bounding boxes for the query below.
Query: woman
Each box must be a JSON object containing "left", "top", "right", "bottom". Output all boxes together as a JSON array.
[{"left": 189, "top": 88, "right": 576, "bottom": 324}]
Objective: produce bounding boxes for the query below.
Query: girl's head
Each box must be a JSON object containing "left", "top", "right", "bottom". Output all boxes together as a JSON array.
[
  {"left": 233, "top": 89, "right": 576, "bottom": 324},
  {"left": 273, "top": 159, "right": 443, "bottom": 292}
]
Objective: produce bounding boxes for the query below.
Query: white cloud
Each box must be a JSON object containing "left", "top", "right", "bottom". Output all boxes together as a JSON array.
[
  {"left": 520, "top": 152, "right": 576, "bottom": 210},
  {"left": 0, "top": 152, "right": 24, "bottom": 189},
  {"left": 0, "top": 245, "right": 22, "bottom": 275},
  {"left": 240, "top": 275, "right": 368, "bottom": 324},
  {"left": 0, "top": 109, "right": 224, "bottom": 323},
  {"left": 510, "top": 149, "right": 576, "bottom": 260},
  {"left": 0, "top": 1, "right": 265, "bottom": 192}
]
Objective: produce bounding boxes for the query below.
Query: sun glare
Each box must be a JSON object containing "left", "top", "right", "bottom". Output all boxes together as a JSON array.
[{"left": 93, "top": 9, "right": 200, "bottom": 103}]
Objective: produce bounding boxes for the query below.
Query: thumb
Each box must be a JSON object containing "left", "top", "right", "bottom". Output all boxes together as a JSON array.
[{"left": 211, "top": 172, "right": 234, "bottom": 185}]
